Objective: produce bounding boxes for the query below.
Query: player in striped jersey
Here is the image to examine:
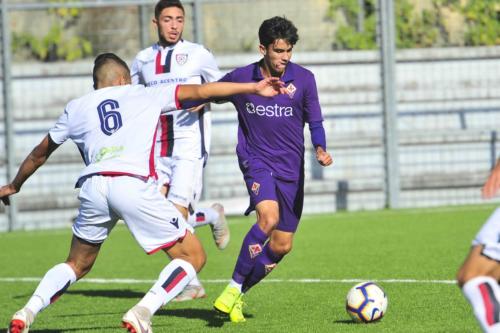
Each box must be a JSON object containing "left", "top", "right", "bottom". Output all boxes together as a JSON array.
[
  {"left": 3, "top": 53, "right": 285, "bottom": 333},
  {"left": 457, "top": 159, "right": 500, "bottom": 333},
  {"left": 131, "top": 0, "right": 228, "bottom": 301}
]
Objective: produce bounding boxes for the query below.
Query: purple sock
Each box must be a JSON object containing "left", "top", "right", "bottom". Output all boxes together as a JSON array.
[
  {"left": 242, "top": 243, "right": 283, "bottom": 293},
  {"left": 231, "top": 223, "right": 268, "bottom": 284}
]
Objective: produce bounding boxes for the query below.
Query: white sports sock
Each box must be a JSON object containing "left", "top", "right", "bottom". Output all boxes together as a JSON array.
[
  {"left": 188, "top": 275, "right": 202, "bottom": 287},
  {"left": 137, "top": 259, "right": 196, "bottom": 315},
  {"left": 25, "top": 263, "right": 77, "bottom": 315},
  {"left": 187, "top": 207, "right": 219, "bottom": 228},
  {"left": 462, "top": 276, "right": 500, "bottom": 333},
  {"left": 229, "top": 279, "right": 243, "bottom": 292}
]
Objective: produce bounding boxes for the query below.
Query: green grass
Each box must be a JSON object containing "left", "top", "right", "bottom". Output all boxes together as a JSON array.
[{"left": 0, "top": 204, "right": 494, "bottom": 332}]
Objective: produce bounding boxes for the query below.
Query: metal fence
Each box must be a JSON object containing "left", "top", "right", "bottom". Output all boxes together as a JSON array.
[{"left": 1, "top": 0, "right": 499, "bottom": 231}]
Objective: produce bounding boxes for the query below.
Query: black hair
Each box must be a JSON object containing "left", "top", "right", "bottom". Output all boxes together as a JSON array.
[
  {"left": 258, "top": 16, "right": 299, "bottom": 48},
  {"left": 92, "top": 53, "right": 130, "bottom": 90},
  {"left": 154, "top": 0, "right": 185, "bottom": 19}
]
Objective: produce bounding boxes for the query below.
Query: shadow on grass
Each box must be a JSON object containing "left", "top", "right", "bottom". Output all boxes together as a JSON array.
[
  {"left": 30, "top": 326, "right": 117, "bottom": 332},
  {"left": 14, "top": 289, "right": 144, "bottom": 300},
  {"left": 157, "top": 308, "right": 254, "bottom": 328},
  {"left": 65, "top": 289, "right": 144, "bottom": 298}
]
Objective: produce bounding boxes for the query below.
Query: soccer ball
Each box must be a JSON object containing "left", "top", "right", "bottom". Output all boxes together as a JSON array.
[{"left": 346, "top": 281, "right": 388, "bottom": 323}]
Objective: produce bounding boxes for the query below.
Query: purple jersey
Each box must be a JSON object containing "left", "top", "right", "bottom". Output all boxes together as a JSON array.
[{"left": 220, "top": 61, "right": 323, "bottom": 180}]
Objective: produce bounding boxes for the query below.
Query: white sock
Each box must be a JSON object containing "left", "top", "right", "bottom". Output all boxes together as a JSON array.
[
  {"left": 137, "top": 259, "right": 196, "bottom": 315},
  {"left": 187, "top": 207, "right": 219, "bottom": 228},
  {"left": 229, "top": 279, "right": 242, "bottom": 292},
  {"left": 188, "top": 275, "right": 202, "bottom": 287},
  {"left": 462, "top": 276, "right": 500, "bottom": 332},
  {"left": 25, "top": 263, "right": 77, "bottom": 315}
]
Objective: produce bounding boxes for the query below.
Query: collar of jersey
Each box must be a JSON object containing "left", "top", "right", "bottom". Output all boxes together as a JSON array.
[
  {"left": 252, "top": 60, "right": 294, "bottom": 83},
  {"left": 153, "top": 39, "right": 184, "bottom": 51}
]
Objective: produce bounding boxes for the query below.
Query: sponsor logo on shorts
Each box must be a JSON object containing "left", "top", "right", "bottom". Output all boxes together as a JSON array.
[
  {"left": 176, "top": 53, "right": 188, "bottom": 65},
  {"left": 251, "top": 182, "right": 260, "bottom": 195},
  {"left": 245, "top": 102, "right": 293, "bottom": 118},
  {"left": 169, "top": 217, "right": 179, "bottom": 229},
  {"left": 248, "top": 243, "right": 262, "bottom": 259},
  {"left": 264, "top": 263, "right": 277, "bottom": 275},
  {"left": 286, "top": 83, "right": 297, "bottom": 98}
]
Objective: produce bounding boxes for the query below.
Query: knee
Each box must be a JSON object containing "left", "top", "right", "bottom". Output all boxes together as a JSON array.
[
  {"left": 269, "top": 240, "right": 293, "bottom": 256},
  {"left": 66, "top": 261, "right": 93, "bottom": 280},
  {"left": 258, "top": 213, "right": 280, "bottom": 234},
  {"left": 185, "top": 249, "right": 207, "bottom": 273}
]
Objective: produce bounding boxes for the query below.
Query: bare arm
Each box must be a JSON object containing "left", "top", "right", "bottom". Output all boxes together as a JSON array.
[
  {"left": 177, "top": 77, "right": 285, "bottom": 102},
  {"left": 0, "top": 134, "right": 60, "bottom": 205},
  {"left": 482, "top": 159, "right": 500, "bottom": 199}
]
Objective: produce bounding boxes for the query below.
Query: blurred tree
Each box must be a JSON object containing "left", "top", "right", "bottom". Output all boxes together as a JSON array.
[{"left": 12, "top": 0, "right": 92, "bottom": 62}]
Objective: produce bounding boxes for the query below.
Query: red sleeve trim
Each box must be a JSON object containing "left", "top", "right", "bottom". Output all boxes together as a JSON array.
[{"left": 146, "top": 230, "right": 188, "bottom": 255}]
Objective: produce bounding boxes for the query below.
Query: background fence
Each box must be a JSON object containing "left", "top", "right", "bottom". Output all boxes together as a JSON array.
[{"left": 1, "top": 0, "right": 499, "bottom": 231}]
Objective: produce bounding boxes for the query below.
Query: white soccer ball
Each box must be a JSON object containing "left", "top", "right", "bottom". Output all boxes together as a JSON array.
[{"left": 346, "top": 281, "right": 388, "bottom": 323}]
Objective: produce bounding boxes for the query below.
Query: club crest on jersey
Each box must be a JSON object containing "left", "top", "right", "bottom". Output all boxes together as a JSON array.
[
  {"left": 264, "top": 263, "right": 277, "bottom": 275},
  {"left": 249, "top": 243, "right": 263, "bottom": 259},
  {"left": 176, "top": 53, "right": 188, "bottom": 65},
  {"left": 286, "top": 83, "right": 297, "bottom": 98},
  {"left": 251, "top": 182, "right": 260, "bottom": 195}
]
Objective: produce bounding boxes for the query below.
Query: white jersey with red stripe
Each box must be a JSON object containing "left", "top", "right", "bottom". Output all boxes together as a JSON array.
[
  {"left": 49, "top": 84, "right": 180, "bottom": 186},
  {"left": 131, "top": 40, "right": 222, "bottom": 160}
]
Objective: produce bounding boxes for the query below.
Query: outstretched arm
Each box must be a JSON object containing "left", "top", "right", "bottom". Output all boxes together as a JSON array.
[
  {"left": 482, "top": 159, "right": 500, "bottom": 199},
  {"left": 0, "top": 135, "right": 60, "bottom": 205},
  {"left": 177, "top": 77, "right": 285, "bottom": 102}
]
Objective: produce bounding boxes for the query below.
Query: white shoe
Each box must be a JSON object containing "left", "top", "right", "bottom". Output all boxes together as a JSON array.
[
  {"left": 122, "top": 306, "right": 152, "bottom": 333},
  {"left": 172, "top": 284, "right": 207, "bottom": 302},
  {"left": 210, "top": 203, "right": 230, "bottom": 250},
  {"left": 8, "top": 308, "right": 34, "bottom": 333}
]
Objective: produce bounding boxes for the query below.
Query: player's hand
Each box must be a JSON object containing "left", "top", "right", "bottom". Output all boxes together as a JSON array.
[
  {"left": 482, "top": 161, "right": 500, "bottom": 199},
  {"left": 0, "top": 183, "right": 18, "bottom": 206},
  {"left": 316, "top": 147, "right": 333, "bottom": 167},
  {"left": 255, "top": 77, "right": 286, "bottom": 97}
]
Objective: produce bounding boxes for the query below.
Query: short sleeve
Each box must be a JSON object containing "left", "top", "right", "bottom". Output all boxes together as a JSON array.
[
  {"left": 199, "top": 48, "right": 223, "bottom": 83},
  {"left": 48, "top": 109, "right": 71, "bottom": 145},
  {"left": 144, "top": 84, "right": 180, "bottom": 112},
  {"left": 303, "top": 73, "right": 323, "bottom": 123},
  {"left": 130, "top": 56, "right": 143, "bottom": 85}
]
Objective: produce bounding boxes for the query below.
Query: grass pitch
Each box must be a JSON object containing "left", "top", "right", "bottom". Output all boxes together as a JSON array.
[{"left": 0, "top": 204, "right": 494, "bottom": 332}]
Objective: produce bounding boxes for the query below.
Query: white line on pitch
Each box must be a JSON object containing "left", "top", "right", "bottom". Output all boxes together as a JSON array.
[{"left": 0, "top": 277, "right": 456, "bottom": 284}]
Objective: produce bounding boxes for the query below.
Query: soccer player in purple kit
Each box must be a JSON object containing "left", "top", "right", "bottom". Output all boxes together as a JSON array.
[{"left": 212, "top": 16, "right": 333, "bottom": 322}]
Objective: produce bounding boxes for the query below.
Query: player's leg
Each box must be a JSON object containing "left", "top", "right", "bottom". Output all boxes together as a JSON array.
[
  {"left": 8, "top": 175, "right": 113, "bottom": 333},
  {"left": 188, "top": 203, "right": 230, "bottom": 250},
  {"left": 156, "top": 157, "right": 207, "bottom": 301},
  {"left": 111, "top": 176, "right": 206, "bottom": 332},
  {"left": 228, "top": 179, "right": 302, "bottom": 323},
  {"left": 214, "top": 200, "right": 279, "bottom": 317},
  {"left": 457, "top": 207, "right": 500, "bottom": 333},
  {"left": 186, "top": 157, "right": 230, "bottom": 249},
  {"left": 123, "top": 231, "right": 206, "bottom": 332}
]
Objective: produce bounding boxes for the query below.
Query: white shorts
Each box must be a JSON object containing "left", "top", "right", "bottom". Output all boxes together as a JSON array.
[
  {"left": 472, "top": 207, "right": 500, "bottom": 261},
  {"left": 73, "top": 175, "right": 194, "bottom": 254},
  {"left": 156, "top": 156, "right": 204, "bottom": 209}
]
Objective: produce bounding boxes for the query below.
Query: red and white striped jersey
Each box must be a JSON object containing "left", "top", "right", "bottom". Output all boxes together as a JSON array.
[
  {"left": 49, "top": 84, "right": 179, "bottom": 186},
  {"left": 131, "top": 40, "right": 223, "bottom": 160}
]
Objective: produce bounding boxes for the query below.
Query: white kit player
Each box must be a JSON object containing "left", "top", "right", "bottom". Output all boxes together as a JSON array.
[
  {"left": 131, "top": 0, "right": 228, "bottom": 301},
  {"left": 4, "top": 53, "right": 285, "bottom": 333},
  {"left": 457, "top": 158, "right": 500, "bottom": 333}
]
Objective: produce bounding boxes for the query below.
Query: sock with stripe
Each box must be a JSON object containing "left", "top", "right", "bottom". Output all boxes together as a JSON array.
[
  {"left": 231, "top": 223, "right": 268, "bottom": 284},
  {"left": 137, "top": 258, "right": 196, "bottom": 315},
  {"left": 25, "top": 263, "right": 77, "bottom": 316},
  {"left": 462, "top": 276, "right": 500, "bottom": 332},
  {"left": 242, "top": 243, "right": 283, "bottom": 293},
  {"left": 187, "top": 207, "right": 219, "bottom": 228}
]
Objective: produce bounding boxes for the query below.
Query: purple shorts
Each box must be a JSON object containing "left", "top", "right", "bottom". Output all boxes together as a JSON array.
[{"left": 241, "top": 166, "right": 304, "bottom": 233}]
